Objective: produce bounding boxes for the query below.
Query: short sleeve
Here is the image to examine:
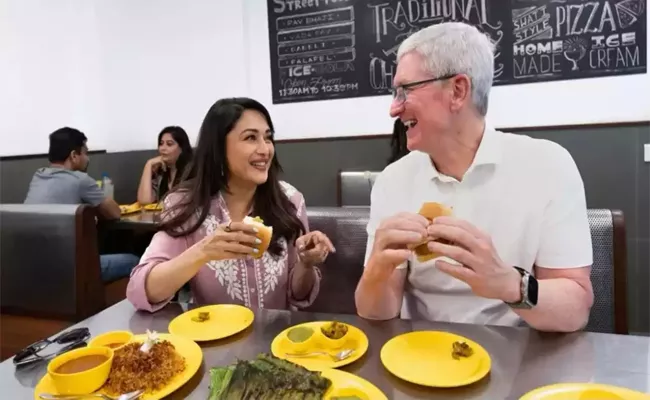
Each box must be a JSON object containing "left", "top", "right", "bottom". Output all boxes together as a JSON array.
[
  {"left": 364, "top": 171, "right": 407, "bottom": 270},
  {"left": 79, "top": 175, "right": 106, "bottom": 206},
  {"left": 536, "top": 146, "right": 593, "bottom": 268}
]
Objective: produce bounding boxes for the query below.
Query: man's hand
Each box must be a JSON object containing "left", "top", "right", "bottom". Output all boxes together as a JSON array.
[
  {"left": 367, "top": 212, "right": 429, "bottom": 277},
  {"left": 356, "top": 212, "right": 427, "bottom": 320},
  {"left": 426, "top": 216, "right": 522, "bottom": 303}
]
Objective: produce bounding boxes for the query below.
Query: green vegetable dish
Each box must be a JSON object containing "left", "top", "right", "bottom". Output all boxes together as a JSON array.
[
  {"left": 208, "top": 353, "right": 331, "bottom": 399},
  {"left": 287, "top": 326, "right": 314, "bottom": 343}
]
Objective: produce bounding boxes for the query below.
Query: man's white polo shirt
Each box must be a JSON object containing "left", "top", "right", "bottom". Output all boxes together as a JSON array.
[{"left": 364, "top": 127, "right": 593, "bottom": 327}]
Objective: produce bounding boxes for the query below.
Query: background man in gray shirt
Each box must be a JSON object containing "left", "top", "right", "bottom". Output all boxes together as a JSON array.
[{"left": 25, "top": 127, "right": 139, "bottom": 282}]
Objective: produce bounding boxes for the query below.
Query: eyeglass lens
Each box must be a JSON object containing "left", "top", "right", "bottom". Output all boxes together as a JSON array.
[
  {"left": 390, "top": 87, "right": 404, "bottom": 102},
  {"left": 13, "top": 343, "right": 43, "bottom": 362}
]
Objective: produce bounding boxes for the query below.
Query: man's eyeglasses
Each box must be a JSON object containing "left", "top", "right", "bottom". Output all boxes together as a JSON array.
[
  {"left": 13, "top": 327, "right": 90, "bottom": 367},
  {"left": 390, "top": 74, "right": 457, "bottom": 103}
]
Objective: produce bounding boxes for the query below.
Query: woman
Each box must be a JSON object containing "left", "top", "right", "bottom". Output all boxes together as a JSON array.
[
  {"left": 127, "top": 98, "right": 335, "bottom": 312},
  {"left": 387, "top": 119, "right": 409, "bottom": 165},
  {"left": 137, "top": 126, "right": 193, "bottom": 205}
]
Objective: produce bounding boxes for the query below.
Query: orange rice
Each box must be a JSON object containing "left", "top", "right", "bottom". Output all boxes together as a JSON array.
[{"left": 103, "top": 341, "right": 185, "bottom": 394}]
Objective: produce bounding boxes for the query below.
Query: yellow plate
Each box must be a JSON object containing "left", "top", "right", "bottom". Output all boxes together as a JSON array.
[
  {"left": 380, "top": 331, "right": 491, "bottom": 388},
  {"left": 168, "top": 304, "right": 255, "bottom": 342},
  {"left": 143, "top": 203, "right": 162, "bottom": 211},
  {"left": 321, "top": 368, "right": 387, "bottom": 400},
  {"left": 271, "top": 321, "right": 369, "bottom": 371},
  {"left": 119, "top": 203, "right": 142, "bottom": 215},
  {"left": 520, "top": 383, "right": 650, "bottom": 400},
  {"left": 34, "top": 333, "right": 202, "bottom": 400}
]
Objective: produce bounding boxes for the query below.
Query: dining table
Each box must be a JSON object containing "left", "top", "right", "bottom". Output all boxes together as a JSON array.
[
  {"left": 1, "top": 300, "right": 649, "bottom": 400},
  {"left": 110, "top": 211, "right": 161, "bottom": 231},
  {"left": 97, "top": 210, "right": 161, "bottom": 255}
]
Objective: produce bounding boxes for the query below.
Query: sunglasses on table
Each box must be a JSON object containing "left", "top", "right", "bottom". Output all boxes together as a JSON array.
[{"left": 13, "top": 327, "right": 90, "bottom": 367}]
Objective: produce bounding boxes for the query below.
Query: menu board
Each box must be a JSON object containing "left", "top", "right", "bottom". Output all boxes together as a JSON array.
[
  {"left": 510, "top": 0, "right": 647, "bottom": 83},
  {"left": 267, "top": 0, "right": 647, "bottom": 104}
]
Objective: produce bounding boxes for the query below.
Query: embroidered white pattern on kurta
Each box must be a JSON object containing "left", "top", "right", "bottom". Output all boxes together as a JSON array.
[
  {"left": 202, "top": 213, "right": 220, "bottom": 235},
  {"left": 208, "top": 259, "right": 245, "bottom": 301},
  {"left": 240, "top": 259, "right": 251, "bottom": 308},
  {"left": 203, "top": 214, "right": 245, "bottom": 302},
  {"left": 260, "top": 239, "right": 287, "bottom": 295},
  {"left": 253, "top": 259, "right": 264, "bottom": 309},
  {"left": 193, "top": 189, "right": 304, "bottom": 305},
  {"left": 280, "top": 181, "right": 297, "bottom": 198}
]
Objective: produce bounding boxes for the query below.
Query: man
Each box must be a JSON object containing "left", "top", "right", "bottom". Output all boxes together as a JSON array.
[
  {"left": 25, "top": 127, "right": 139, "bottom": 282},
  {"left": 355, "top": 22, "right": 594, "bottom": 332}
]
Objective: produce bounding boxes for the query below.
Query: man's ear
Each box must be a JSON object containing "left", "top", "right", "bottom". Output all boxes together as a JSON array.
[{"left": 449, "top": 74, "right": 472, "bottom": 113}]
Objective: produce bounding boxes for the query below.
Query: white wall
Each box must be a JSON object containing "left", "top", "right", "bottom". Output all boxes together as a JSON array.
[
  {"left": 0, "top": 0, "right": 248, "bottom": 157},
  {"left": 94, "top": 0, "right": 248, "bottom": 152},
  {"left": 1, "top": 0, "right": 648, "bottom": 156},
  {"left": 0, "top": 0, "right": 109, "bottom": 156},
  {"left": 245, "top": 0, "right": 650, "bottom": 140}
]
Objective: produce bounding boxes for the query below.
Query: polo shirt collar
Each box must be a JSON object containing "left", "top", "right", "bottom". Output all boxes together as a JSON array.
[{"left": 418, "top": 126, "right": 502, "bottom": 182}]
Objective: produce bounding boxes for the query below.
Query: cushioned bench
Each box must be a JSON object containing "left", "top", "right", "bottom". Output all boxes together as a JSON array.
[
  {"left": 305, "top": 207, "right": 628, "bottom": 334},
  {"left": 304, "top": 207, "right": 370, "bottom": 315},
  {"left": 0, "top": 204, "right": 129, "bottom": 359},
  {"left": 336, "top": 171, "right": 380, "bottom": 207}
]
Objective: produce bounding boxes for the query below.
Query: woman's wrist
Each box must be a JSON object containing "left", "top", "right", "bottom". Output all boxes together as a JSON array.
[
  {"left": 183, "top": 242, "right": 211, "bottom": 270},
  {"left": 297, "top": 259, "right": 317, "bottom": 270}
]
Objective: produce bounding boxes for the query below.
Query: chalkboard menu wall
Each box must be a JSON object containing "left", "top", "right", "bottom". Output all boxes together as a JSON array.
[{"left": 267, "top": 0, "right": 647, "bottom": 104}]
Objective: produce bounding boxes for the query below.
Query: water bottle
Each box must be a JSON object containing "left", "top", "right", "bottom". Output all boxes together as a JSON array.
[{"left": 102, "top": 173, "right": 114, "bottom": 200}]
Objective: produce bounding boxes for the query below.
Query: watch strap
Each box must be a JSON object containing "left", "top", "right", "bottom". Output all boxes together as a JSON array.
[{"left": 506, "top": 266, "right": 536, "bottom": 309}]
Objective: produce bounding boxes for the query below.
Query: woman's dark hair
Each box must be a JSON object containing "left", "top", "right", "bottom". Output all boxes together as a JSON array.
[
  {"left": 157, "top": 126, "right": 193, "bottom": 198},
  {"left": 160, "top": 98, "right": 304, "bottom": 257},
  {"left": 387, "top": 119, "right": 409, "bottom": 165}
]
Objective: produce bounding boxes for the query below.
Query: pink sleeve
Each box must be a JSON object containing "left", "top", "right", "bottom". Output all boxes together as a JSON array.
[
  {"left": 286, "top": 191, "right": 321, "bottom": 309},
  {"left": 126, "top": 192, "right": 193, "bottom": 312}
]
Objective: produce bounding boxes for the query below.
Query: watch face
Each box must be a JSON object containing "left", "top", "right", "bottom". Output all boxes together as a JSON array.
[{"left": 528, "top": 274, "right": 539, "bottom": 306}]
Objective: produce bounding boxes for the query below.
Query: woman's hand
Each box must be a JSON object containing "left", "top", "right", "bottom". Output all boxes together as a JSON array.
[
  {"left": 195, "top": 222, "right": 261, "bottom": 263},
  {"left": 296, "top": 231, "right": 336, "bottom": 267},
  {"left": 147, "top": 156, "right": 166, "bottom": 173}
]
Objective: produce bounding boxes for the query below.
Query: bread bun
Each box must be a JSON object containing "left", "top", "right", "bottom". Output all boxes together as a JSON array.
[
  {"left": 243, "top": 216, "right": 273, "bottom": 259},
  {"left": 410, "top": 202, "right": 453, "bottom": 263}
]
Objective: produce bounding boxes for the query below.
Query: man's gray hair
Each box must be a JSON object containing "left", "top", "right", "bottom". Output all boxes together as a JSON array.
[{"left": 397, "top": 22, "right": 495, "bottom": 116}]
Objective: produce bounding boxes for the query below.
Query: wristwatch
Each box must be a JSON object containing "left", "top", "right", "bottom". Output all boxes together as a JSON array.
[{"left": 506, "top": 267, "right": 538, "bottom": 309}]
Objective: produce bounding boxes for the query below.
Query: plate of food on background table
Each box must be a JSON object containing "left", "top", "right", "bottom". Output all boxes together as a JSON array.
[
  {"left": 119, "top": 202, "right": 162, "bottom": 215},
  {"left": 142, "top": 203, "right": 162, "bottom": 211},
  {"left": 119, "top": 202, "right": 142, "bottom": 215},
  {"left": 270, "top": 321, "right": 368, "bottom": 370},
  {"left": 34, "top": 330, "right": 202, "bottom": 400}
]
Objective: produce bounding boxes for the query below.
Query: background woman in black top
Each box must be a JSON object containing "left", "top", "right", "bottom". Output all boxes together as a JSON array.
[{"left": 137, "top": 126, "right": 193, "bottom": 204}]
